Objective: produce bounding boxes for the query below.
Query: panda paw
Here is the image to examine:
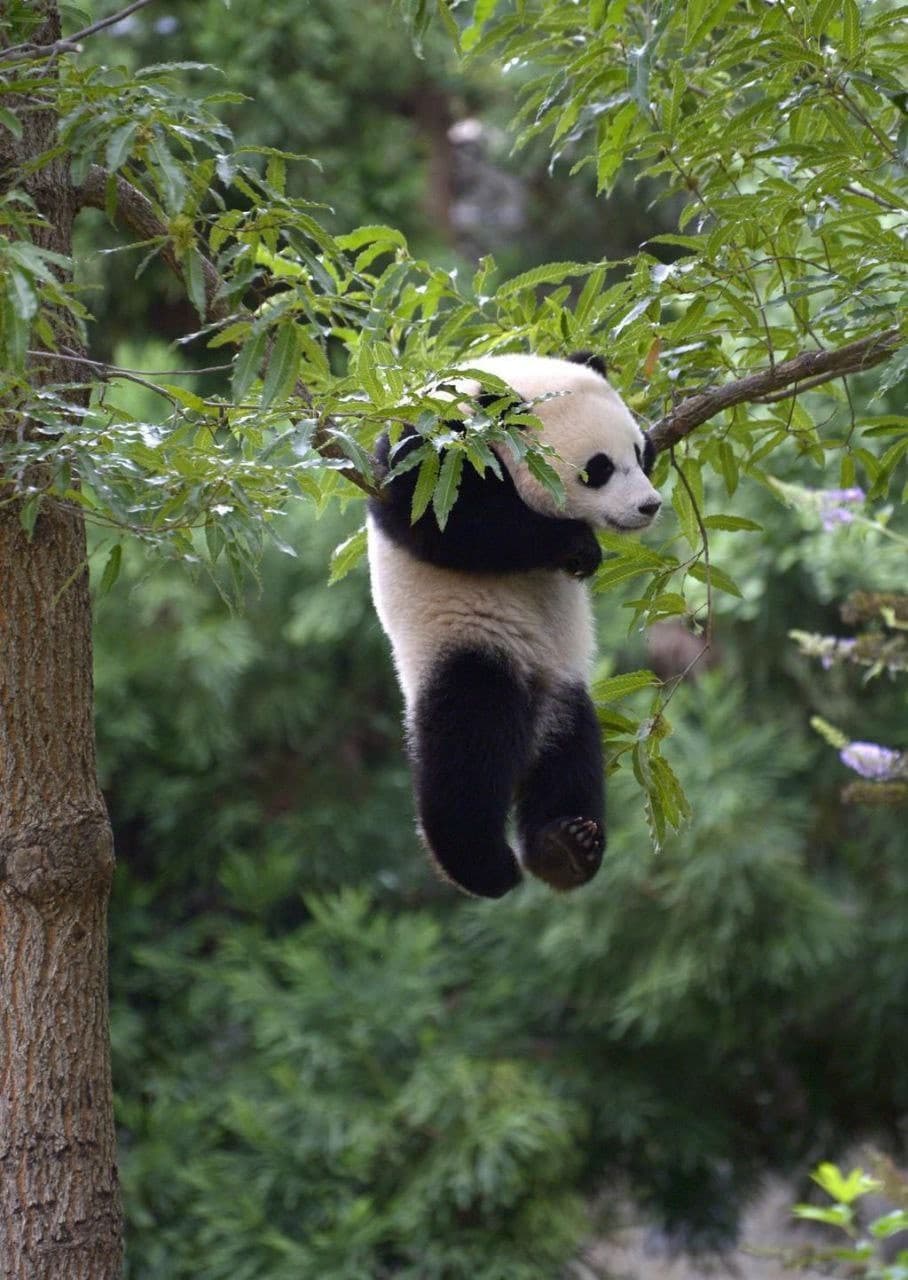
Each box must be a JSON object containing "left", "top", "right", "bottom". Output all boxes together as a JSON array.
[
  {"left": 523, "top": 817, "right": 605, "bottom": 891},
  {"left": 560, "top": 527, "right": 601, "bottom": 579}
]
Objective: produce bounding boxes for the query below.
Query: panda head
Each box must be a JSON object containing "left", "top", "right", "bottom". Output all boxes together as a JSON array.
[{"left": 469, "top": 352, "right": 662, "bottom": 532}]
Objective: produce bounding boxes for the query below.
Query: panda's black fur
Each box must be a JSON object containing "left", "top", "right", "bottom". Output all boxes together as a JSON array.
[{"left": 367, "top": 353, "right": 661, "bottom": 899}]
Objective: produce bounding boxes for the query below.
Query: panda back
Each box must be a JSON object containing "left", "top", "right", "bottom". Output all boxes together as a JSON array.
[{"left": 367, "top": 518, "right": 594, "bottom": 712}]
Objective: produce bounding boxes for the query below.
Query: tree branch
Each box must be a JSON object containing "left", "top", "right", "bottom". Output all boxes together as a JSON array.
[
  {"left": 649, "top": 328, "right": 904, "bottom": 454},
  {"left": 0, "top": 0, "right": 156, "bottom": 62},
  {"left": 79, "top": 165, "right": 233, "bottom": 324}
]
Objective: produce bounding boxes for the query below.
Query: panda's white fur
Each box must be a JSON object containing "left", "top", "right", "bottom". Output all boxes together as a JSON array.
[
  {"left": 367, "top": 353, "right": 661, "bottom": 899},
  {"left": 460, "top": 354, "right": 660, "bottom": 531}
]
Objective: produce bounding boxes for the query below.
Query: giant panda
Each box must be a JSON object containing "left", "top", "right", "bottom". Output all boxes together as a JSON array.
[{"left": 367, "top": 352, "right": 662, "bottom": 899}]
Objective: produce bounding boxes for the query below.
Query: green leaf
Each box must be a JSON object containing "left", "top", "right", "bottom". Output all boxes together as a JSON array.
[
  {"left": 593, "top": 669, "right": 660, "bottom": 701},
  {"left": 105, "top": 120, "right": 138, "bottom": 172},
  {"left": 672, "top": 472, "right": 700, "bottom": 549},
  {"left": 688, "top": 560, "right": 742, "bottom": 598},
  {"left": 593, "top": 551, "right": 665, "bottom": 592},
  {"left": 811, "top": 1163, "right": 881, "bottom": 1205},
  {"left": 99, "top": 544, "right": 123, "bottom": 595},
  {"left": 432, "top": 448, "right": 463, "bottom": 530},
  {"left": 792, "top": 1204, "right": 853, "bottom": 1228},
  {"left": 842, "top": 0, "right": 861, "bottom": 59},
  {"left": 0, "top": 107, "right": 23, "bottom": 139},
  {"left": 702, "top": 514, "right": 762, "bottom": 532},
  {"left": 185, "top": 248, "right": 207, "bottom": 322},
  {"left": 329, "top": 526, "right": 368, "bottom": 584},
  {"left": 232, "top": 328, "right": 268, "bottom": 403},
  {"left": 410, "top": 451, "right": 439, "bottom": 524},
  {"left": 261, "top": 322, "right": 300, "bottom": 408},
  {"left": 18, "top": 495, "right": 40, "bottom": 539},
  {"left": 526, "top": 449, "right": 565, "bottom": 507},
  {"left": 150, "top": 133, "right": 187, "bottom": 212},
  {"left": 497, "top": 261, "right": 599, "bottom": 298},
  {"left": 869, "top": 1210, "right": 908, "bottom": 1239},
  {"left": 337, "top": 225, "right": 407, "bottom": 253}
]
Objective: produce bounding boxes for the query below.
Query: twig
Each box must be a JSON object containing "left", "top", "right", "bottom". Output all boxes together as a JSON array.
[
  {"left": 649, "top": 329, "right": 904, "bottom": 454},
  {"left": 29, "top": 349, "right": 233, "bottom": 378},
  {"left": 0, "top": 0, "right": 156, "bottom": 62}
]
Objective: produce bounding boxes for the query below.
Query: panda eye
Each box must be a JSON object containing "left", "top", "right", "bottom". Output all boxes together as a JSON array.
[{"left": 581, "top": 453, "right": 614, "bottom": 488}]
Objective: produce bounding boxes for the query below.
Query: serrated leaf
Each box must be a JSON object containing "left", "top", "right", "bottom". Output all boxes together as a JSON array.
[
  {"left": 410, "top": 451, "right": 439, "bottom": 524},
  {"left": 672, "top": 473, "right": 700, "bottom": 549},
  {"left": 688, "top": 560, "right": 742, "bottom": 598},
  {"left": 261, "top": 322, "right": 300, "bottom": 408},
  {"left": 329, "top": 526, "right": 367, "bottom": 584},
  {"left": 185, "top": 248, "right": 207, "bottom": 321},
  {"left": 526, "top": 449, "right": 565, "bottom": 507},
  {"left": 18, "top": 495, "right": 40, "bottom": 538},
  {"left": 0, "top": 106, "right": 24, "bottom": 139},
  {"left": 337, "top": 224, "right": 407, "bottom": 252},
  {"left": 150, "top": 133, "right": 186, "bottom": 212},
  {"left": 497, "top": 261, "right": 598, "bottom": 298},
  {"left": 105, "top": 120, "right": 138, "bottom": 172},
  {"left": 232, "top": 328, "right": 267, "bottom": 402},
  {"left": 432, "top": 448, "right": 463, "bottom": 530},
  {"left": 593, "top": 669, "right": 659, "bottom": 701},
  {"left": 703, "top": 514, "right": 762, "bottom": 532},
  {"left": 158, "top": 383, "right": 212, "bottom": 414},
  {"left": 99, "top": 543, "right": 122, "bottom": 595},
  {"left": 842, "top": 0, "right": 860, "bottom": 58}
]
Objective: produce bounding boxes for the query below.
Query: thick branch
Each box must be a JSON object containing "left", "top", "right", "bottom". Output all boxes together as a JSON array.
[
  {"left": 79, "top": 165, "right": 232, "bottom": 324},
  {"left": 649, "top": 328, "right": 904, "bottom": 454}
]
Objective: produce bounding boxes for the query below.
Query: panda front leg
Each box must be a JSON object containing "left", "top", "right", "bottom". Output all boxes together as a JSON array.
[
  {"left": 516, "top": 684, "right": 606, "bottom": 891},
  {"left": 410, "top": 647, "right": 535, "bottom": 899}
]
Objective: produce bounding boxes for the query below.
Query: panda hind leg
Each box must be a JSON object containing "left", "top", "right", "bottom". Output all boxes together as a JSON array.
[
  {"left": 410, "top": 647, "right": 534, "bottom": 899},
  {"left": 517, "top": 684, "right": 605, "bottom": 891}
]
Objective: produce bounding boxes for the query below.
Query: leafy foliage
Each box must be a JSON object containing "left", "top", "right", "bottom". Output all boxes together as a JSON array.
[
  {"left": 776, "top": 1158, "right": 908, "bottom": 1276},
  {"left": 115, "top": 891, "right": 587, "bottom": 1280},
  {"left": 4, "top": 0, "right": 906, "bottom": 835},
  {"left": 4, "top": 2, "right": 908, "bottom": 1266}
]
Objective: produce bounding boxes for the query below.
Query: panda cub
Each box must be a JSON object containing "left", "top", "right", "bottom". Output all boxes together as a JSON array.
[{"left": 367, "top": 352, "right": 661, "bottom": 899}]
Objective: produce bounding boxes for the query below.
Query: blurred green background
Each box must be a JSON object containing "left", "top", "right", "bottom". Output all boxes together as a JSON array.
[{"left": 75, "top": 2, "right": 907, "bottom": 1275}]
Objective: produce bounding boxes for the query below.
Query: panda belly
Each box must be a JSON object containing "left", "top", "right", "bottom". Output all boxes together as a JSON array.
[{"left": 367, "top": 520, "right": 595, "bottom": 712}]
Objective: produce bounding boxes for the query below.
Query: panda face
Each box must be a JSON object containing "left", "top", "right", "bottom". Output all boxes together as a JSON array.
[
  {"left": 467, "top": 354, "right": 662, "bottom": 533},
  {"left": 549, "top": 390, "right": 661, "bottom": 532}
]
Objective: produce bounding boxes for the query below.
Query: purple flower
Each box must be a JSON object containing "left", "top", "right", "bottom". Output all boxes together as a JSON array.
[
  {"left": 821, "top": 638, "right": 856, "bottom": 669},
  {"left": 818, "top": 487, "right": 866, "bottom": 532},
  {"left": 839, "top": 741, "right": 902, "bottom": 780}
]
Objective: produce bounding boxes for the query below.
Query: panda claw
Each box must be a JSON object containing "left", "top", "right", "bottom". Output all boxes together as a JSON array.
[{"left": 523, "top": 816, "right": 605, "bottom": 891}]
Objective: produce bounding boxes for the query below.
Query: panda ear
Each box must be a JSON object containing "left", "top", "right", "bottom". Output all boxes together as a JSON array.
[
  {"left": 567, "top": 350, "right": 608, "bottom": 379},
  {"left": 642, "top": 432, "right": 656, "bottom": 476},
  {"left": 476, "top": 391, "right": 502, "bottom": 413}
]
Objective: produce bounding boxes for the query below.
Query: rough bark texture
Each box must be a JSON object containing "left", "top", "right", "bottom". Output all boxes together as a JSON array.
[{"left": 1, "top": 5, "right": 122, "bottom": 1276}]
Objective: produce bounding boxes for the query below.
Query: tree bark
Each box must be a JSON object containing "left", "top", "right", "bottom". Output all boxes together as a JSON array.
[{"left": 1, "top": 5, "right": 122, "bottom": 1277}]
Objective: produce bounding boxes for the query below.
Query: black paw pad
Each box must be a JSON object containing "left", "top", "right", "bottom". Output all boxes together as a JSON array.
[{"left": 523, "top": 816, "right": 605, "bottom": 892}]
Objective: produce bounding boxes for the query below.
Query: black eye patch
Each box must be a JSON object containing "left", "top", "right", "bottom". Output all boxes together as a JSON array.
[
  {"left": 581, "top": 453, "right": 614, "bottom": 488},
  {"left": 634, "top": 438, "right": 656, "bottom": 476}
]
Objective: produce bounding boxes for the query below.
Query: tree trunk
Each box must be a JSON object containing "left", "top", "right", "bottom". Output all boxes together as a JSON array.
[{"left": 1, "top": 5, "right": 122, "bottom": 1277}]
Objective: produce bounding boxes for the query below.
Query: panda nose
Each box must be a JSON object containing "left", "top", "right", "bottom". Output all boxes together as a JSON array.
[{"left": 638, "top": 499, "right": 661, "bottom": 516}]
